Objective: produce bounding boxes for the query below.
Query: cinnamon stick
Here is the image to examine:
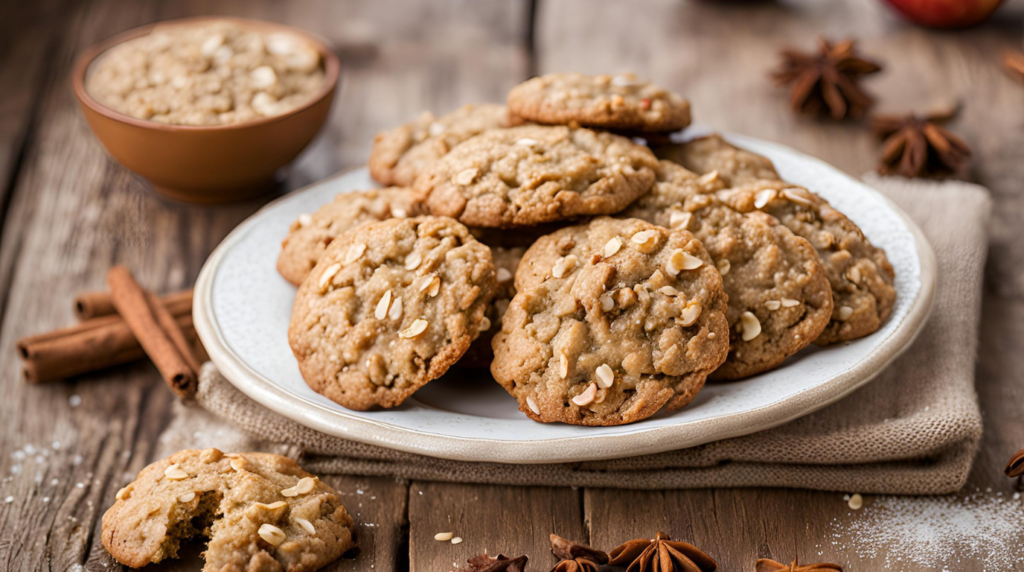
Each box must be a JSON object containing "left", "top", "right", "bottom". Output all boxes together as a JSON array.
[
  {"left": 19, "top": 314, "right": 195, "bottom": 383},
  {"left": 107, "top": 266, "right": 197, "bottom": 399},
  {"left": 75, "top": 289, "right": 192, "bottom": 321},
  {"left": 146, "top": 292, "right": 201, "bottom": 374}
]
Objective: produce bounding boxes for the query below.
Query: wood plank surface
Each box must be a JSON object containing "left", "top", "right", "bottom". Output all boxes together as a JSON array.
[
  {"left": 2, "top": 0, "right": 1024, "bottom": 570},
  {"left": 408, "top": 483, "right": 584, "bottom": 571}
]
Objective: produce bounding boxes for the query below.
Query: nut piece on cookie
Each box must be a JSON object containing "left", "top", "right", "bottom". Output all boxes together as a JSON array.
[
  {"left": 491, "top": 217, "right": 729, "bottom": 425},
  {"left": 417, "top": 125, "right": 658, "bottom": 228},
  {"left": 507, "top": 72, "right": 691, "bottom": 133},
  {"left": 278, "top": 187, "right": 425, "bottom": 285},
  {"left": 289, "top": 216, "right": 497, "bottom": 409},
  {"left": 665, "top": 134, "right": 896, "bottom": 345},
  {"left": 621, "top": 161, "right": 834, "bottom": 380},
  {"left": 369, "top": 104, "right": 513, "bottom": 187},
  {"left": 102, "top": 449, "right": 355, "bottom": 572}
]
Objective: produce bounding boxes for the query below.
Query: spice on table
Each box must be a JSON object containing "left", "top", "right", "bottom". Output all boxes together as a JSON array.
[
  {"left": 1005, "top": 448, "right": 1024, "bottom": 478},
  {"left": 459, "top": 553, "right": 529, "bottom": 572},
  {"left": 74, "top": 289, "right": 192, "bottom": 321},
  {"left": 108, "top": 266, "right": 200, "bottom": 398},
  {"left": 17, "top": 297, "right": 194, "bottom": 383},
  {"left": 756, "top": 557, "right": 842, "bottom": 572},
  {"left": 549, "top": 533, "right": 608, "bottom": 572},
  {"left": 608, "top": 532, "right": 717, "bottom": 572},
  {"left": 770, "top": 37, "right": 882, "bottom": 120},
  {"left": 1003, "top": 50, "right": 1024, "bottom": 83},
  {"left": 871, "top": 105, "right": 971, "bottom": 178}
]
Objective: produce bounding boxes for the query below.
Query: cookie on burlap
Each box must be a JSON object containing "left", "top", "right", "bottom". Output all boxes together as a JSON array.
[
  {"left": 277, "top": 187, "right": 424, "bottom": 285},
  {"left": 668, "top": 134, "right": 896, "bottom": 344},
  {"left": 655, "top": 134, "right": 780, "bottom": 186},
  {"left": 719, "top": 180, "right": 896, "bottom": 345},
  {"left": 621, "top": 162, "right": 833, "bottom": 379},
  {"left": 102, "top": 448, "right": 354, "bottom": 572},
  {"left": 459, "top": 245, "right": 525, "bottom": 368},
  {"left": 507, "top": 72, "right": 691, "bottom": 133},
  {"left": 289, "top": 216, "right": 497, "bottom": 409},
  {"left": 492, "top": 217, "right": 729, "bottom": 425},
  {"left": 368, "top": 104, "right": 513, "bottom": 187},
  {"left": 418, "top": 125, "right": 658, "bottom": 228}
]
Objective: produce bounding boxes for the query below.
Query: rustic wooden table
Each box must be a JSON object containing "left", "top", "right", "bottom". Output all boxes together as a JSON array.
[{"left": 2, "top": 0, "right": 1023, "bottom": 570}]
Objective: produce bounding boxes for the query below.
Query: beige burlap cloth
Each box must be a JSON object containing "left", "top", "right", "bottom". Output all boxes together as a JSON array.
[{"left": 160, "top": 174, "right": 991, "bottom": 495}]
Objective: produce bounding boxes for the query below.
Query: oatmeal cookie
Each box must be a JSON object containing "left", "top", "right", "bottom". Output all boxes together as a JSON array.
[
  {"left": 102, "top": 448, "right": 354, "bottom": 572},
  {"left": 668, "top": 135, "right": 896, "bottom": 344},
  {"left": 289, "top": 216, "right": 497, "bottom": 409},
  {"left": 277, "top": 187, "right": 424, "bottom": 285},
  {"left": 369, "top": 104, "right": 512, "bottom": 187},
  {"left": 507, "top": 73, "right": 691, "bottom": 133},
  {"left": 718, "top": 180, "right": 896, "bottom": 345},
  {"left": 418, "top": 125, "right": 658, "bottom": 227},
  {"left": 459, "top": 245, "right": 525, "bottom": 367},
  {"left": 491, "top": 217, "right": 729, "bottom": 425},
  {"left": 621, "top": 162, "right": 833, "bottom": 379},
  {"left": 655, "top": 134, "right": 780, "bottom": 186}
]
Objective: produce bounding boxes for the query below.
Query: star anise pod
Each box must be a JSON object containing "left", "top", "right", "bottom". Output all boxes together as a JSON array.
[
  {"left": 771, "top": 37, "right": 882, "bottom": 120},
  {"left": 1005, "top": 448, "right": 1024, "bottom": 478},
  {"left": 549, "top": 534, "right": 608, "bottom": 572},
  {"left": 756, "top": 557, "right": 842, "bottom": 572},
  {"left": 461, "top": 553, "right": 529, "bottom": 572},
  {"left": 607, "top": 532, "right": 717, "bottom": 572},
  {"left": 872, "top": 105, "right": 971, "bottom": 178}
]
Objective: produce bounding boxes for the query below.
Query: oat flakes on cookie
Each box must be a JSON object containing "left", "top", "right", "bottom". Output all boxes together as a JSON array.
[
  {"left": 670, "top": 135, "right": 896, "bottom": 344},
  {"left": 508, "top": 72, "right": 691, "bottom": 133},
  {"left": 368, "top": 103, "right": 513, "bottom": 187},
  {"left": 621, "top": 162, "right": 833, "bottom": 379},
  {"left": 277, "top": 187, "right": 424, "bottom": 285},
  {"left": 417, "top": 125, "right": 658, "bottom": 228},
  {"left": 102, "top": 448, "right": 354, "bottom": 572},
  {"left": 491, "top": 217, "right": 729, "bottom": 425},
  {"left": 719, "top": 179, "right": 896, "bottom": 345},
  {"left": 289, "top": 216, "right": 497, "bottom": 409}
]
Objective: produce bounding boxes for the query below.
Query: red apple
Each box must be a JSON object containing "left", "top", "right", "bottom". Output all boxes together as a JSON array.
[{"left": 882, "top": 0, "right": 1004, "bottom": 27}]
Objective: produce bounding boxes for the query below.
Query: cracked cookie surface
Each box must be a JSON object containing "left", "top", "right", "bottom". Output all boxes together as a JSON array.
[
  {"left": 622, "top": 162, "right": 833, "bottom": 379},
  {"left": 669, "top": 135, "right": 896, "bottom": 345},
  {"left": 102, "top": 448, "right": 354, "bottom": 572},
  {"left": 289, "top": 216, "right": 497, "bottom": 410},
  {"left": 508, "top": 72, "right": 691, "bottom": 133},
  {"left": 277, "top": 187, "right": 424, "bottom": 285},
  {"left": 492, "top": 217, "right": 729, "bottom": 425},
  {"left": 418, "top": 125, "right": 657, "bottom": 227},
  {"left": 369, "top": 104, "right": 513, "bottom": 187}
]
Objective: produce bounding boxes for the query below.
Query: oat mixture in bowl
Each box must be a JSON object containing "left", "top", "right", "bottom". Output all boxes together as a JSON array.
[{"left": 86, "top": 19, "right": 327, "bottom": 126}]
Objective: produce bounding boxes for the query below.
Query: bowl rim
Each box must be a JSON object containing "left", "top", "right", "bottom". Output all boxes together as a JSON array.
[{"left": 72, "top": 15, "right": 341, "bottom": 132}]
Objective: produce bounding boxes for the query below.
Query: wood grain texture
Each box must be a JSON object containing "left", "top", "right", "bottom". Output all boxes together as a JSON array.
[
  {"left": 2, "top": 0, "right": 1023, "bottom": 571},
  {"left": 408, "top": 482, "right": 584, "bottom": 571}
]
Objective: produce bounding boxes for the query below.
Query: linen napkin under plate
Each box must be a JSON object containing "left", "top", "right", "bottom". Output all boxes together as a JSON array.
[{"left": 158, "top": 174, "right": 991, "bottom": 495}]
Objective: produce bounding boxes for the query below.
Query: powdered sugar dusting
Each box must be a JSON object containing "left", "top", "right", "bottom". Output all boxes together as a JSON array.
[{"left": 824, "top": 492, "right": 1024, "bottom": 570}]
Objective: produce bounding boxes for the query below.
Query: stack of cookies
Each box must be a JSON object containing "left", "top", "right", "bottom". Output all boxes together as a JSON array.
[{"left": 281, "top": 72, "right": 896, "bottom": 427}]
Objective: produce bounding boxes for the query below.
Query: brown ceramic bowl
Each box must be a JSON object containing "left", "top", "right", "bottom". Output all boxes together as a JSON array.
[{"left": 72, "top": 17, "right": 340, "bottom": 204}]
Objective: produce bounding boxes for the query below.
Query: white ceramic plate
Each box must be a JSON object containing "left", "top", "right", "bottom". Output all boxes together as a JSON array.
[{"left": 194, "top": 131, "right": 936, "bottom": 464}]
